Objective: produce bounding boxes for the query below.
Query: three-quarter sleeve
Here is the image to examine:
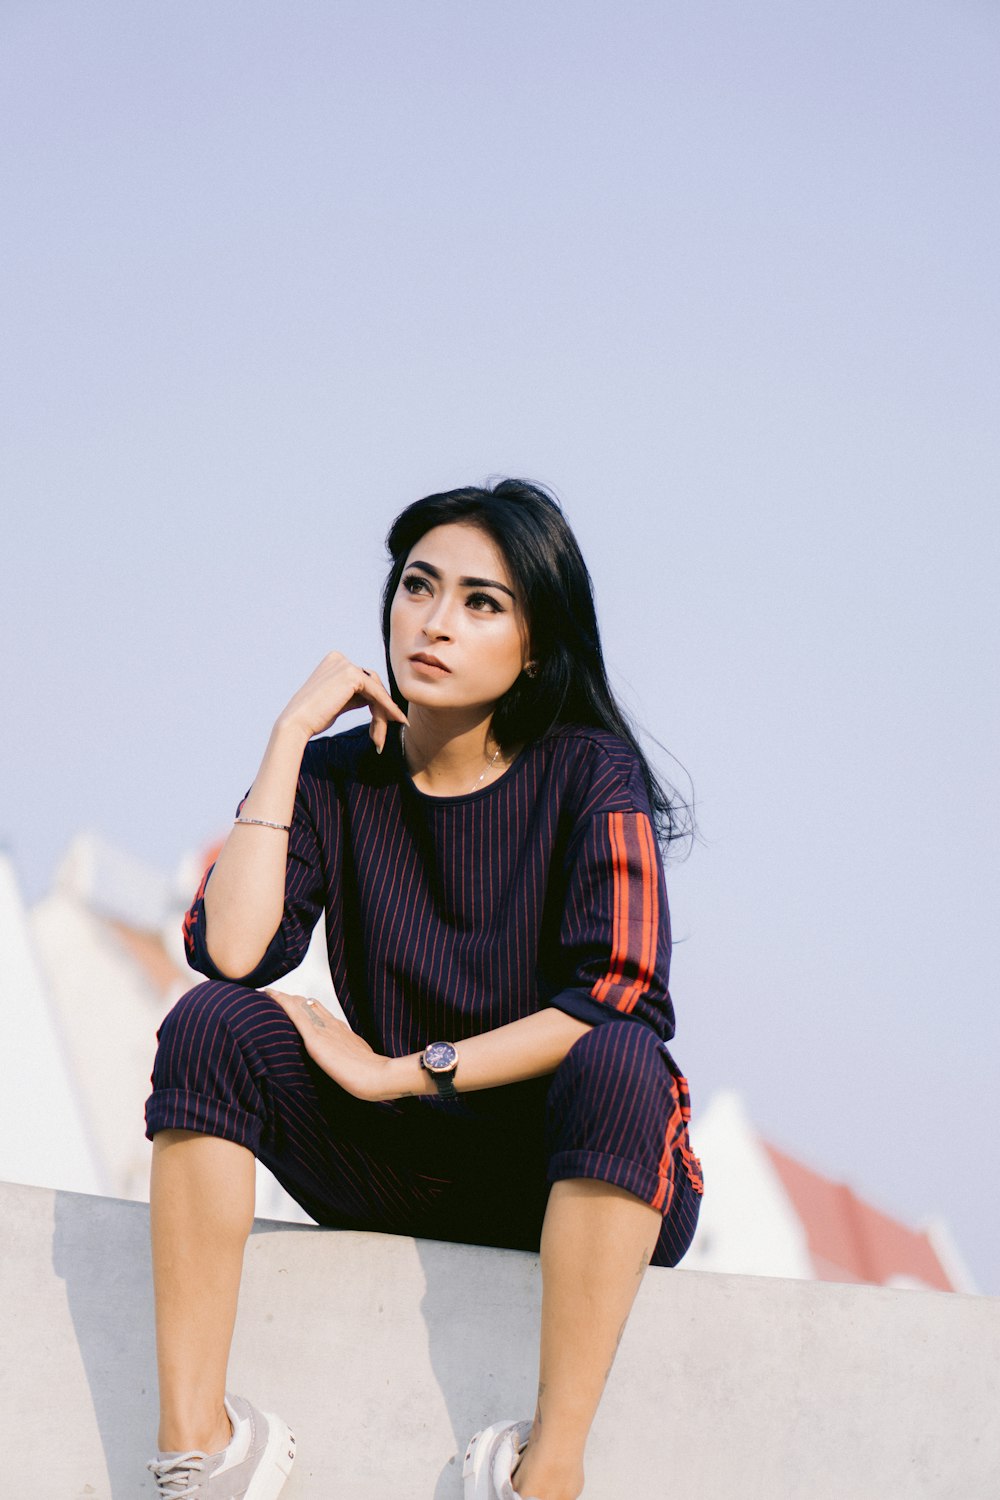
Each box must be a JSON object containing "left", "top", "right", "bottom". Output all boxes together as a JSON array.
[
  {"left": 181, "top": 776, "right": 327, "bottom": 989},
  {"left": 542, "top": 806, "right": 676, "bottom": 1041}
]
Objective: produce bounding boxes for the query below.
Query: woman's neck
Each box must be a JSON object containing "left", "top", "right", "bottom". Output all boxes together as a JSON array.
[{"left": 401, "top": 709, "right": 513, "bottom": 796}]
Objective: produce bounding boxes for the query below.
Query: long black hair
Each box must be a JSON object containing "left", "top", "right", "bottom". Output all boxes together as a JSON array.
[{"left": 381, "top": 478, "right": 693, "bottom": 850}]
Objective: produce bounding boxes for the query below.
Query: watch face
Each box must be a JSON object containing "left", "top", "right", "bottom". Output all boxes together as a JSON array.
[{"left": 423, "top": 1041, "right": 458, "bottom": 1074}]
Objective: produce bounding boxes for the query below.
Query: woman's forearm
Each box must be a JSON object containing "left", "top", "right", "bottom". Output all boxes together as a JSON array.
[
  {"left": 385, "top": 1008, "right": 593, "bottom": 1100},
  {"left": 202, "top": 718, "right": 311, "bottom": 977},
  {"left": 199, "top": 653, "right": 406, "bottom": 979}
]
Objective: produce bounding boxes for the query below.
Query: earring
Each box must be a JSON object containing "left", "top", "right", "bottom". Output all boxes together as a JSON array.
[{"left": 524, "top": 661, "right": 539, "bottom": 679}]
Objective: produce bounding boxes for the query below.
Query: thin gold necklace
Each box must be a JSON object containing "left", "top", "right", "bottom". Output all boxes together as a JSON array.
[{"left": 400, "top": 726, "right": 502, "bottom": 793}]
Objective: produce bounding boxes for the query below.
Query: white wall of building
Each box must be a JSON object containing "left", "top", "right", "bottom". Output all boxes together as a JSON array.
[
  {"left": 0, "top": 851, "right": 102, "bottom": 1195},
  {"left": 683, "top": 1089, "right": 814, "bottom": 1280}
]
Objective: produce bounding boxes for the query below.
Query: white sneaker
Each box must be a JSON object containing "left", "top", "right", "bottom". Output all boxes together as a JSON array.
[
  {"left": 463, "top": 1418, "right": 534, "bottom": 1500},
  {"left": 147, "top": 1393, "right": 296, "bottom": 1499}
]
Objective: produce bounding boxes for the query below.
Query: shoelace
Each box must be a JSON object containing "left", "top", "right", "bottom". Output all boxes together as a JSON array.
[{"left": 146, "top": 1449, "right": 207, "bottom": 1498}]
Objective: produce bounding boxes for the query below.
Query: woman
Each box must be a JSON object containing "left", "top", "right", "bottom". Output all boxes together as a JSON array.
[{"left": 145, "top": 479, "right": 702, "bottom": 1500}]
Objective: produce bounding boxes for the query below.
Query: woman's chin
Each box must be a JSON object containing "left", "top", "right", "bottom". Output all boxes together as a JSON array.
[
  {"left": 397, "top": 678, "right": 454, "bottom": 709},
  {"left": 405, "top": 691, "right": 501, "bottom": 725}
]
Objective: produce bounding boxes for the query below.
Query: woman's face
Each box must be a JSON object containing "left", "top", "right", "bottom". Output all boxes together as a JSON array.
[{"left": 389, "top": 522, "right": 531, "bottom": 716}]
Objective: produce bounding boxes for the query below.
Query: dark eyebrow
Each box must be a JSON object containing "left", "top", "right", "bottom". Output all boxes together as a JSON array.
[{"left": 407, "top": 559, "right": 517, "bottom": 601}]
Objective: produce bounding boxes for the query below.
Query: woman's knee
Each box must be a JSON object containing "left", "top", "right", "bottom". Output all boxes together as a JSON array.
[
  {"left": 553, "top": 1019, "right": 669, "bottom": 1099},
  {"left": 154, "top": 981, "right": 289, "bottom": 1081},
  {"left": 546, "top": 1020, "right": 678, "bottom": 1164},
  {"left": 545, "top": 1022, "right": 702, "bottom": 1258},
  {"left": 148, "top": 982, "right": 288, "bottom": 1150},
  {"left": 160, "top": 979, "right": 251, "bottom": 1043}
]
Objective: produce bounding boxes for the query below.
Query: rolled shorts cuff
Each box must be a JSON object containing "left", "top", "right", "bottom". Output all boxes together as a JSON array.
[
  {"left": 547, "top": 1148, "right": 674, "bottom": 1216},
  {"left": 144, "top": 1087, "right": 263, "bottom": 1152}
]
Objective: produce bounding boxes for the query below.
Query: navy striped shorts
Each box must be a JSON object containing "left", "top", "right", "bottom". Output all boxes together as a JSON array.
[{"left": 145, "top": 982, "right": 703, "bottom": 1267}]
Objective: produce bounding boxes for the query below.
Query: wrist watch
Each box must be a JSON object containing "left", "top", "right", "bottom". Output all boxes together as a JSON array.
[{"left": 420, "top": 1040, "right": 459, "bottom": 1100}]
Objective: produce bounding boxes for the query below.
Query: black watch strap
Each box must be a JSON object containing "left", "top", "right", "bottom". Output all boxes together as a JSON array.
[{"left": 430, "top": 1070, "right": 459, "bottom": 1100}]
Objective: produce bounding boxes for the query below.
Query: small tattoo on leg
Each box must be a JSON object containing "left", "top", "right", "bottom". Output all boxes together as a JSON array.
[
  {"left": 534, "top": 1380, "right": 546, "bottom": 1429},
  {"left": 605, "top": 1318, "right": 628, "bottom": 1381}
]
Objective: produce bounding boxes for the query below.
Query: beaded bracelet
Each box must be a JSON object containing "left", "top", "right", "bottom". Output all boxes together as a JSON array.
[{"left": 234, "top": 815, "right": 292, "bottom": 833}]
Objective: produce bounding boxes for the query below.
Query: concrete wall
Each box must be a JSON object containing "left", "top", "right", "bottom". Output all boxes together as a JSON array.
[{"left": 3, "top": 1179, "right": 998, "bottom": 1499}]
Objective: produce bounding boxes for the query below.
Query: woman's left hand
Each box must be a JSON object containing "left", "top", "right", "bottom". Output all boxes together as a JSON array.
[{"left": 267, "top": 991, "right": 396, "bottom": 1102}]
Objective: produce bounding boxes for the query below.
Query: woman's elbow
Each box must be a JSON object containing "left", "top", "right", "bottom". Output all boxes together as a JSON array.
[{"left": 203, "top": 928, "right": 270, "bottom": 983}]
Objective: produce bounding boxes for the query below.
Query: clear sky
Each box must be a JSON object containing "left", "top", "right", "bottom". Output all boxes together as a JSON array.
[{"left": 2, "top": 2, "right": 998, "bottom": 1291}]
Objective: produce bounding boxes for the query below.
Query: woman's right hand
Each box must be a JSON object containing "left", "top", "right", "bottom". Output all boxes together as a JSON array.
[{"left": 275, "top": 652, "right": 408, "bottom": 752}]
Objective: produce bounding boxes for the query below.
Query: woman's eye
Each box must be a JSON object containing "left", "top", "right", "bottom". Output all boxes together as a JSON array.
[
  {"left": 402, "top": 574, "right": 430, "bottom": 594},
  {"left": 467, "top": 592, "right": 502, "bottom": 613}
]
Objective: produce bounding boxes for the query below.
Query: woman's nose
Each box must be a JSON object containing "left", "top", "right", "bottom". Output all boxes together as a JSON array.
[{"left": 423, "top": 596, "right": 456, "bottom": 638}]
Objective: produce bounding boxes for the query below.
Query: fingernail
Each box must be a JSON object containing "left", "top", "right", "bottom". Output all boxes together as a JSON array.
[{"left": 376, "top": 742, "right": 384, "bottom": 756}]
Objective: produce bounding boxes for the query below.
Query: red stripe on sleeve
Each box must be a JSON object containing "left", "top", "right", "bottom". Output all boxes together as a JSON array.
[
  {"left": 616, "top": 815, "right": 658, "bottom": 1015},
  {"left": 590, "top": 813, "right": 659, "bottom": 1015},
  {"left": 591, "top": 812, "right": 630, "bottom": 1005}
]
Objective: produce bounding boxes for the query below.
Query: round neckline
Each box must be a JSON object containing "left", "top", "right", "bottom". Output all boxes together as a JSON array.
[{"left": 394, "top": 725, "right": 530, "bottom": 804}]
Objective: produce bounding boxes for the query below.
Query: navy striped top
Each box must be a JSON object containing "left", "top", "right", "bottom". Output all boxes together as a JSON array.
[{"left": 183, "top": 723, "right": 679, "bottom": 1061}]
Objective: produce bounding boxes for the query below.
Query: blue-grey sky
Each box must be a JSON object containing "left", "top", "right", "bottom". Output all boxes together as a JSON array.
[{"left": 2, "top": 2, "right": 998, "bottom": 1290}]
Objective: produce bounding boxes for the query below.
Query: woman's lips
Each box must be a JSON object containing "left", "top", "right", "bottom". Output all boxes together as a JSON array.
[{"left": 408, "top": 653, "right": 451, "bottom": 675}]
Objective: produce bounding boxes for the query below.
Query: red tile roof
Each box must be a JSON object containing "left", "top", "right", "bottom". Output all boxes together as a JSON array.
[{"left": 763, "top": 1142, "right": 954, "bottom": 1292}]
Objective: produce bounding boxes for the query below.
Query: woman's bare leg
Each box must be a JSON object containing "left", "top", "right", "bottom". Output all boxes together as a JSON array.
[
  {"left": 513, "top": 1179, "right": 661, "bottom": 1500},
  {"left": 150, "top": 1129, "right": 256, "bottom": 1454}
]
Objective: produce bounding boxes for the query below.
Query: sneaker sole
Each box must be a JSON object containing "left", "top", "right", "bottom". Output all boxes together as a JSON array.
[
  {"left": 462, "top": 1419, "right": 520, "bottom": 1500},
  {"left": 244, "top": 1412, "right": 296, "bottom": 1500}
]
